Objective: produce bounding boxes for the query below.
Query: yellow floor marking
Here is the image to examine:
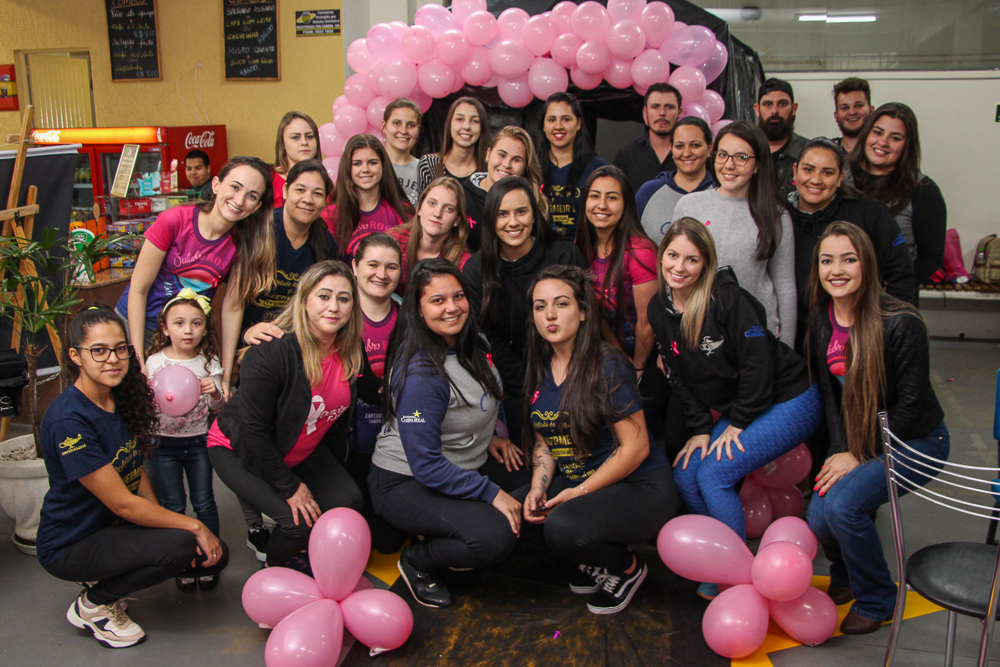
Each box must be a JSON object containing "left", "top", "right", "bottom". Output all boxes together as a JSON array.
[{"left": 365, "top": 547, "right": 402, "bottom": 586}]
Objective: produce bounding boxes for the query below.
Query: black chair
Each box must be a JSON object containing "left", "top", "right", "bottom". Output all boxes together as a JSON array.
[{"left": 881, "top": 383, "right": 1000, "bottom": 666}]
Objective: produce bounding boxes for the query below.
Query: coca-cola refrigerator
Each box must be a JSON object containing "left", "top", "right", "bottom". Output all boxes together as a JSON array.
[{"left": 30, "top": 125, "right": 228, "bottom": 217}]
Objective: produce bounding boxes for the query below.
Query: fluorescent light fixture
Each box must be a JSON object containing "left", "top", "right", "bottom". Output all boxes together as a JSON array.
[
  {"left": 798, "top": 14, "right": 828, "bottom": 21},
  {"left": 798, "top": 13, "right": 878, "bottom": 23}
]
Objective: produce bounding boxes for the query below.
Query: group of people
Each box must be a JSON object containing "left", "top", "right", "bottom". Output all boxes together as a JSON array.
[{"left": 35, "top": 76, "right": 949, "bottom": 650}]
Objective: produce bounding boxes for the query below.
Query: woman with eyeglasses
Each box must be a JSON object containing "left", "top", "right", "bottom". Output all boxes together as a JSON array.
[
  {"left": 37, "top": 305, "right": 227, "bottom": 649},
  {"left": 672, "top": 121, "right": 796, "bottom": 347}
]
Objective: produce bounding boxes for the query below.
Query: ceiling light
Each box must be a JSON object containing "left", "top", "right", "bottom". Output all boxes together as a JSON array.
[
  {"left": 798, "top": 13, "right": 878, "bottom": 23},
  {"left": 798, "top": 14, "right": 827, "bottom": 21}
]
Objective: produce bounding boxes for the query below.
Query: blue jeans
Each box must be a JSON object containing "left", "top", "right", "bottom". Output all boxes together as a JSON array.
[
  {"left": 807, "top": 421, "right": 950, "bottom": 621},
  {"left": 674, "top": 383, "right": 823, "bottom": 540},
  {"left": 149, "top": 435, "right": 220, "bottom": 537}
]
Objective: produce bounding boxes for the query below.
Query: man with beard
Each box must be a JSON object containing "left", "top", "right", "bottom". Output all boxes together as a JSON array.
[
  {"left": 613, "top": 83, "right": 680, "bottom": 191},
  {"left": 831, "top": 77, "right": 874, "bottom": 153},
  {"left": 754, "top": 78, "right": 807, "bottom": 198}
]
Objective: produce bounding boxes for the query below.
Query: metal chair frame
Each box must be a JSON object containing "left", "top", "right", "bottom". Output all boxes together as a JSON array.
[{"left": 882, "top": 408, "right": 1000, "bottom": 667}]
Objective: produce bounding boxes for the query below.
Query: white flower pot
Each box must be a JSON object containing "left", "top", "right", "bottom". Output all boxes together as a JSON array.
[{"left": 0, "top": 434, "right": 50, "bottom": 555}]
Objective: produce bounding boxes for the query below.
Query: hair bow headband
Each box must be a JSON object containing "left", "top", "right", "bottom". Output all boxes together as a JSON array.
[{"left": 164, "top": 288, "right": 212, "bottom": 316}]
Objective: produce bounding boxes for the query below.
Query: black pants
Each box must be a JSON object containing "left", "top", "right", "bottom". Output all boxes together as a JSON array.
[
  {"left": 344, "top": 451, "right": 407, "bottom": 555},
  {"left": 369, "top": 456, "right": 529, "bottom": 573},
  {"left": 44, "top": 524, "right": 229, "bottom": 605},
  {"left": 513, "top": 466, "right": 677, "bottom": 573},
  {"left": 209, "top": 444, "right": 363, "bottom": 566}
]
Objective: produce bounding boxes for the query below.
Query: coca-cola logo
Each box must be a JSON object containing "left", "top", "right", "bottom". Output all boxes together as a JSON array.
[
  {"left": 33, "top": 130, "right": 61, "bottom": 143},
  {"left": 185, "top": 131, "right": 215, "bottom": 149}
]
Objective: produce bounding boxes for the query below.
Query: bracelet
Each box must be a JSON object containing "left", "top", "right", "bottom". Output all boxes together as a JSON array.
[{"left": 579, "top": 483, "right": 588, "bottom": 494}]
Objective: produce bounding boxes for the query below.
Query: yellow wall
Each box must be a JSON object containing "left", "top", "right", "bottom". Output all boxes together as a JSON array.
[{"left": 0, "top": 0, "right": 345, "bottom": 160}]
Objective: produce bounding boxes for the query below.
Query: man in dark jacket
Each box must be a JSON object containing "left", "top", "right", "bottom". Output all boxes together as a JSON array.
[
  {"left": 755, "top": 78, "right": 808, "bottom": 198},
  {"left": 613, "top": 83, "right": 680, "bottom": 192}
]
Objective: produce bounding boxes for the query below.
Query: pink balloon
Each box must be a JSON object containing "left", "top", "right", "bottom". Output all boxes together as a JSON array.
[
  {"left": 739, "top": 477, "right": 773, "bottom": 539},
  {"left": 334, "top": 103, "right": 368, "bottom": 138},
  {"left": 633, "top": 82, "right": 649, "bottom": 96},
  {"left": 490, "top": 39, "right": 533, "bottom": 78},
  {"left": 450, "top": 70, "right": 466, "bottom": 94},
  {"left": 308, "top": 508, "right": 372, "bottom": 602},
  {"left": 681, "top": 102, "right": 712, "bottom": 124},
  {"left": 483, "top": 73, "right": 500, "bottom": 88},
  {"left": 603, "top": 56, "right": 634, "bottom": 89},
  {"left": 571, "top": 1, "right": 611, "bottom": 42},
  {"left": 151, "top": 365, "right": 199, "bottom": 417},
  {"left": 608, "top": 0, "right": 644, "bottom": 23},
  {"left": 321, "top": 157, "right": 339, "bottom": 182},
  {"left": 551, "top": 33, "right": 583, "bottom": 69},
  {"left": 768, "top": 587, "right": 839, "bottom": 646},
  {"left": 409, "top": 85, "right": 433, "bottom": 113},
  {"left": 551, "top": 1, "right": 578, "bottom": 34},
  {"left": 389, "top": 21, "right": 407, "bottom": 35},
  {"left": 698, "top": 41, "right": 729, "bottom": 84},
  {"left": 759, "top": 516, "right": 819, "bottom": 560},
  {"left": 414, "top": 3, "right": 458, "bottom": 36},
  {"left": 459, "top": 46, "right": 493, "bottom": 86},
  {"left": 657, "top": 515, "right": 754, "bottom": 586},
  {"left": 332, "top": 95, "right": 349, "bottom": 112},
  {"left": 436, "top": 30, "right": 471, "bottom": 66},
  {"left": 669, "top": 65, "right": 707, "bottom": 102},
  {"left": 366, "top": 61, "right": 386, "bottom": 97},
  {"left": 701, "top": 89, "right": 726, "bottom": 123},
  {"left": 523, "top": 15, "right": 558, "bottom": 57},
  {"left": 607, "top": 20, "right": 646, "bottom": 60},
  {"left": 640, "top": 2, "right": 675, "bottom": 48},
  {"left": 341, "top": 589, "right": 414, "bottom": 652},
  {"left": 570, "top": 65, "right": 603, "bottom": 90},
  {"left": 630, "top": 49, "right": 668, "bottom": 89},
  {"left": 497, "top": 72, "right": 534, "bottom": 107},
  {"left": 497, "top": 7, "right": 530, "bottom": 41},
  {"left": 242, "top": 567, "right": 324, "bottom": 629},
  {"left": 576, "top": 40, "right": 610, "bottom": 75},
  {"left": 401, "top": 25, "right": 436, "bottom": 64},
  {"left": 765, "top": 485, "right": 805, "bottom": 520},
  {"left": 528, "top": 58, "right": 569, "bottom": 101},
  {"left": 347, "top": 39, "right": 377, "bottom": 74},
  {"left": 417, "top": 59, "right": 457, "bottom": 99},
  {"left": 367, "top": 96, "right": 392, "bottom": 131},
  {"left": 353, "top": 576, "right": 374, "bottom": 593},
  {"left": 344, "top": 73, "right": 376, "bottom": 108},
  {"left": 661, "top": 25, "right": 714, "bottom": 67},
  {"left": 367, "top": 24, "right": 405, "bottom": 63},
  {"left": 702, "top": 584, "right": 770, "bottom": 659},
  {"left": 711, "top": 118, "right": 733, "bottom": 139},
  {"left": 751, "top": 541, "right": 813, "bottom": 601},
  {"left": 463, "top": 11, "right": 498, "bottom": 47},
  {"left": 451, "top": 0, "right": 486, "bottom": 26},
  {"left": 318, "top": 123, "right": 343, "bottom": 159},
  {"left": 265, "top": 600, "right": 343, "bottom": 667},
  {"left": 753, "top": 443, "right": 812, "bottom": 488},
  {"left": 379, "top": 62, "right": 417, "bottom": 99}
]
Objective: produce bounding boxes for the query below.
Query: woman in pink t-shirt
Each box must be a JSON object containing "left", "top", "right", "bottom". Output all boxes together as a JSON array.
[
  {"left": 575, "top": 165, "right": 659, "bottom": 374},
  {"left": 118, "top": 156, "right": 276, "bottom": 374},
  {"left": 324, "top": 134, "right": 412, "bottom": 261},
  {"left": 272, "top": 111, "right": 320, "bottom": 208},
  {"left": 207, "top": 261, "right": 377, "bottom": 568}
]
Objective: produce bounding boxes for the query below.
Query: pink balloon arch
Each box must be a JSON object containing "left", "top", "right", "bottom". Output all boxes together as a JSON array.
[
  {"left": 323, "top": 0, "right": 731, "bottom": 162},
  {"left": 242, "top": 508, "right": 414, "bottom": 665}
]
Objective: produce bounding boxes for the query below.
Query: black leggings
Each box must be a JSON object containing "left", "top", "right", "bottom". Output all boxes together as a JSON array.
[
  {"left": 44, "top": 525, "right": 229, "bottom": 605},
  {"left": 344, "top": 452, "right": 407, "bottom": 555},
  {"left": 209, "top": 444, "right": 363, "bottom": 566},
  {"left": 514, "top": 466, "right": 677, "bottom": 573},
  {"left": 369, "top": 456, "right": 529, "bottom": 573}
]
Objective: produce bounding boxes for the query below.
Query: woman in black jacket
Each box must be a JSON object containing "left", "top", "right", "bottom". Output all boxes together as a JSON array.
[
  {"left": 787, "top": 137, "right": 916, "bottom": 352},
  {"left": 647, "top": 218, "right": 822, "bottom": 600},
  {"left": 805, "top": 221, "right": 949, "bottom": 635},
  {"left": 209, "top": 260, "right": 378, "bottom": 568},
  {"left": 462, "top": 176, "right": 587, "bottom": 445}
]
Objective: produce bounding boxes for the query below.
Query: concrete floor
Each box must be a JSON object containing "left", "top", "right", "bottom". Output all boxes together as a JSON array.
[{"left": 1, "top": 338, "right": 999, "bottom": 666}]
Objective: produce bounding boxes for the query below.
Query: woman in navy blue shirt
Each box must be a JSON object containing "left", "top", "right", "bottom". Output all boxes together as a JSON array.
[
  {"left": 37, "top": 305, "right": 227, "bottom": 649},
  {"left": 517, "top": 265, "right": 676, "bottom": 615}
]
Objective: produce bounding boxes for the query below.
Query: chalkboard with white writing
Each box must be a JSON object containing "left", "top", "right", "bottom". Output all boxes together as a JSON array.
[
  {"left": 224, "top": 0, "right": 281, "bottom": 80},
  {"left": 104, "top": 0, "right": 161, "bottom": 81}
]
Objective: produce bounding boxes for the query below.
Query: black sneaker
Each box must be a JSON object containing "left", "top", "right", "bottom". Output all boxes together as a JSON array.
[
  {"left": 397, "top": 549, "right": 453, "bottom": 608},
  {"left": 175, "top": 576, "right": 197, "bottom": 593},
  {"left": 197, "top": 574, "right": 219, "bottom": 591},
  {"left": 246, "top": 528, "right": 269, "bottom": 562},
  {"left": 586, "top": 558, "right": 648, "bottom": 615},
  {"left": 569, "top": 564, "right": 604, "bottom": 594}
]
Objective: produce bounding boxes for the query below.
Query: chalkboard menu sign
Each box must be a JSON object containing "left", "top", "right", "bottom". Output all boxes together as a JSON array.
[
  {"left": 104, "top": 0, "right": 161, "bottom": 81},
  {"left": 224, "top": 0, "right": 280, "bottom": 80}
]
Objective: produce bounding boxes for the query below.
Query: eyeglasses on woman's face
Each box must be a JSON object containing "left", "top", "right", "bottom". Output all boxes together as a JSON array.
[{"left": 74, "top": 344, "right": 133, "bottom": 362}]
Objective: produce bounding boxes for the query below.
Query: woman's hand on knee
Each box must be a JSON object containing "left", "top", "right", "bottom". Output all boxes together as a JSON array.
[
  {"left": 488, "top": 436, "right": 523, "bottom": 471},
  {"left": 523, "top": 487, "right": 549, "bottom": 524},
  {"left": 814, "top": 452, "right": 860, "bottom": 496},
  {"left": 542, "top": 484, "right": 585, "bottom": 513},
  {"left": 287, "top": 482, "right": 322, "bottom": 527},
  {"left": 674, "top": 434, "right": 711, "bottom": 470},
  {"left": 708, "top": 425, "right": 745, "bottom": 462},
  {"left": 193, "top": 523, "right": 223, "bottom": 567},
  {"left": 492, "top": 490, "right": 522, "bottom": 537}
]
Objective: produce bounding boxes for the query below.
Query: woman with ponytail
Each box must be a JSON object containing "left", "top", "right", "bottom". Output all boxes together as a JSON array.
[{"left": 806, "top": 221, "right": 949, "bottom": 635}]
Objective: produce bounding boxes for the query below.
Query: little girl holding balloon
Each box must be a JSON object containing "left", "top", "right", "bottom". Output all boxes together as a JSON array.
[{"left": 145, "top": 290, "right": 224, "bottom": 591}]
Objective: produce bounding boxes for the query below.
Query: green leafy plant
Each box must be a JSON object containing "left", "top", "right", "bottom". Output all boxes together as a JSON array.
[{"left": 0, "top": 229, "right": 135, "bottom": 456}]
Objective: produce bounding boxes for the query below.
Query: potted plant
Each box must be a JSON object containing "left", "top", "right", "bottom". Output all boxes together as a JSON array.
[{"left": 0, "top": 228, "right": 131, "bottom": 554}]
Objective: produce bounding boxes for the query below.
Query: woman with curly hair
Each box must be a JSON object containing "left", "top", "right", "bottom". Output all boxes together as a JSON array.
[{"left": 37, "top": 305, "right": 228, "bottom": 649}]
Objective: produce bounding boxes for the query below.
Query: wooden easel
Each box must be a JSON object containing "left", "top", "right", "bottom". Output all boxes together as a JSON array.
[{"left": 1, "top": 105, "right": 62, "bottom": 441}]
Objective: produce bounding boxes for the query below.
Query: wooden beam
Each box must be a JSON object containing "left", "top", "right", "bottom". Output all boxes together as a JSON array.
[
  {"left": 3, "top": 134, "right": 34, "bottom": 144},
  {"left": 0, "top": 205, "right": 40, "bottom": 222}
]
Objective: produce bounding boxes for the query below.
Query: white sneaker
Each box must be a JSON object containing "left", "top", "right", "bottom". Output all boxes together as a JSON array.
[{"left": 66, "top": 591, "right": 145, "bottom": 648}]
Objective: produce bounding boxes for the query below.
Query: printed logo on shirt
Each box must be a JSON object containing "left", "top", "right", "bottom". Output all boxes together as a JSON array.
[
  {"left": 893, "top": 233, "right": 906, "bottom": 246},
  {"left": 59, "top": 434, "right": 86, "bottom": 455},
  {"left": 400, "top": 409, "right": 425, "bottom": 424},
  {"left": 305, "top": 395, "right": 349, "bottom": 434},
  {"left": 699, "top": 336, "right": 724, "bottom": 355},
  {"left": 744, "top": 326, "right": 766, "bottom": 338}
]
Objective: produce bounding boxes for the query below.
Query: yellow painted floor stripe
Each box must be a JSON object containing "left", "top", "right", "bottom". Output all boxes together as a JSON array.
[{"left": 365, "top": 547, "right": 403, "bottom": 586}]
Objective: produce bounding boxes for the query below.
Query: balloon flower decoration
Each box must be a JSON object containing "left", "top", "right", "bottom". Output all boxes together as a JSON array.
[
  {"left": 150, "top": 365, "right": 201, "bottom": 417},
  {"left": 242, "top": 508, "right": 414, "bottom": 666},
  {"left": 740, "top": 443, "right": 813, "bottom": 538},
  {"left": 319, "top": 0, "right": 734, "bottom": 175},
  {"left": 658, "top": 515, "right": 838, "bottom": 659}
]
